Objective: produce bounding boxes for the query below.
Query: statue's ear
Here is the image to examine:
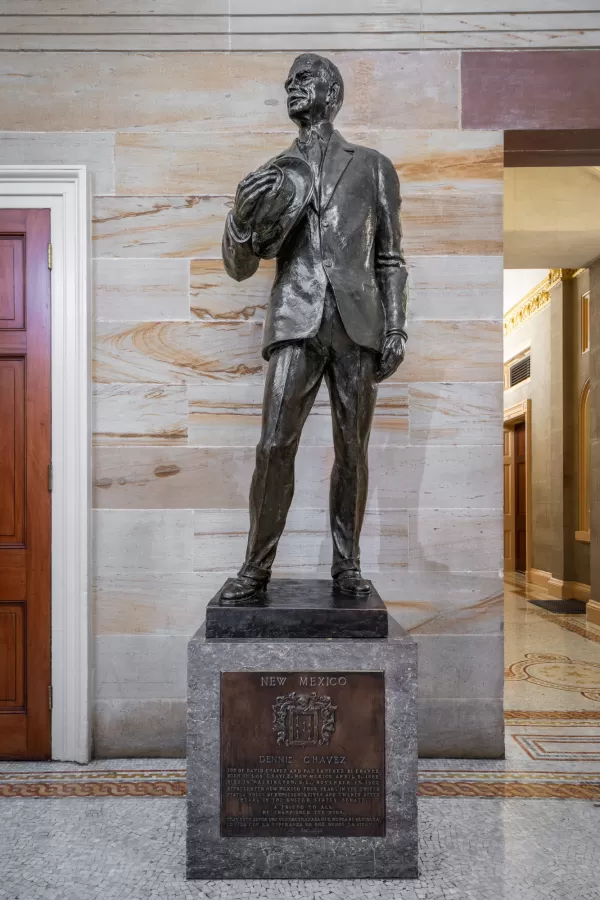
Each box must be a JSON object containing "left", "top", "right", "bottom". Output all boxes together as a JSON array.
[{"left": 327, "top": 82, "right": 340, "bottom": 110}]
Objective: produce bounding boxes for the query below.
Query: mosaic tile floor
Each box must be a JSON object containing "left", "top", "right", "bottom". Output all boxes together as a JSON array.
[
  {"left": 504, "top": 573, "right": 600, "bottom": 711},
  {"left": 1, "top": 796, "right": 599, "bottom": 899},
  {"left": 1, "top": 759, "right": 599, "bottom": 800}
]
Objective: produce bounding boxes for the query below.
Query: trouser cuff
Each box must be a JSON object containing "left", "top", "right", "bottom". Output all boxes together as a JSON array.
[
  {"left": 238, "top": 563, "right": 271, "bottom": 582},
  {"left": 331, "top": 558, "right": 360, "bottom": 578}
]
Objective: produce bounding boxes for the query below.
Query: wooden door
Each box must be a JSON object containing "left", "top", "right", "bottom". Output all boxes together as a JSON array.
[
  {"left": 0, "top": 209, "right": 51, "bottom": 759},
  {"left": 503, "top": 427, "right": 515, "bottom": 571},
  {"left": 514, "top": 422, "right": 528, "bottom": 573}
]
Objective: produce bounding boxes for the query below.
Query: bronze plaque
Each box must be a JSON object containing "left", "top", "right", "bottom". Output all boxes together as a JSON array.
[{"left": 220, "top": 671, "right": 385, "bottom": 838}]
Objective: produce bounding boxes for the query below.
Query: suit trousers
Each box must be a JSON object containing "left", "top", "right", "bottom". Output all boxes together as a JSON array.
[{"left": 240, "top": 287, "right": 379, "bottom": 580}]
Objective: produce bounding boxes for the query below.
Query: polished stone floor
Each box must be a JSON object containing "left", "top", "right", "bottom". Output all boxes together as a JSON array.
[
  {"left": 504, "top": 573, "right": 600, "bottom": 713},
  {"left": 1, "top": 575, "right": 600, "bottom": 898},
  {"left": 1, "top": 796, "right": 599, "bottom": 899}
]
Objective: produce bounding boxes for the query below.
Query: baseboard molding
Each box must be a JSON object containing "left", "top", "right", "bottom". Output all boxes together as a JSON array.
[
  {"left": 527, "top": 569, "right": 590, "bottom": 601},
  {"left": 587, "top": 599, "right": 600, "bottom": 627},
  {"left": 547, "top": 578, "right": 591, "bottom": 602},
  {"left": 569, "top": 581, "right": 591, "bottom": 603},
  {"left": 528, "top": 568, "right": 551, "bottom": 588}
]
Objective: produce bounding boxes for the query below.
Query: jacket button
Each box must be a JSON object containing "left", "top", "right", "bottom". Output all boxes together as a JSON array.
[{"left": 324, "top": 259, "right": 333, "bottom": 268}]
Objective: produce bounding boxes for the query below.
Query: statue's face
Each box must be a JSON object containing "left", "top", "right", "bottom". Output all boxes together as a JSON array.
[{"left": 285, "top": 57, "right": 333, "bottom": 125}]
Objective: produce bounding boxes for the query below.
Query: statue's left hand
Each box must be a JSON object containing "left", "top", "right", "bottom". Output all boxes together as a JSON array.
[{"left": 376, "top": 333, "right": 406, "bottom": 382}]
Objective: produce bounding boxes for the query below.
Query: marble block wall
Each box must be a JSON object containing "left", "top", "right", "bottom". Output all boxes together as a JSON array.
[{"left": 0, "top": 48, "right": 504, "bottom": 757}]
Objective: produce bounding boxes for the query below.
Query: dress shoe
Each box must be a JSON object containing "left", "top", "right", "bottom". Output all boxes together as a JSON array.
[
  {"left": 333, "top": 570, "right": 372, "bottom": 596},
  {"left": 220, "top": 573, "right": 268, "bottom": 604}
]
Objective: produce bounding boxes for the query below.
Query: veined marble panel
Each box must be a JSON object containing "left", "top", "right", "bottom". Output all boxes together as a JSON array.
[
  {"left": 394, "top": 320, "right": 503, "bottom": 383},
  {"left": 92, "top": 191, "right": 501, "bottom": 258},
  {"left": 1, "top": 1, "right": 423, "bottom": 11},
  {"left": 408, "top": 382, "right": 503, "bottom": 445},
  {"left": 93, "top": 320, "right": 265, "bottom": 385},
  {"left": 190, "top": 256, "right": 503, "bottom": 323},
  {"left": 408, "top": 256, "right": 503, "bottom": 320},
  {"left": 93, "top": 569, "right": 503, "bottom": 636},
  {"left": 93, "top": 444, "right": 501, "bottom": 510},
  {"left": 95, "top": 631, "right": 504, "bottom": 702},
  {"left": 0, "top": 132, "right": 115, "bottom": 194},
  {"left": 192, "top": 507, "right": 408, "bottom": 572},
  {"left": 383, "top": 570, "right": 503, "bottom": 634},
  {"left": 115, "top": 129, "right": 501, "bottom": 196},
  {"left": 92, "top": 195, "right": 231, "bottom": 259},
  {"left": 93, "top": 319, "right": 500, "bottom": 385},
  {"left": 0, "top": 51, "right": 458, "bottom": 132},
  {"left": 408, "top": 507, "right": 503, "bottom": 573},
  {"left": 402, "top": 189, "right": 503, "bottom": 256},
  {"left": 93, "top": 571, "right": 225, "bottom": 636},
  {"left": 93, "top": 509, "right": 193, "bottom": 573},
  {"left": 3, "top": 1, "right": 593, "bottom": 12},
  {"left": 93, "top": 698, "right": 186, "bottom": 757},
  {"left": 187, "top": 382, "right": 408, "bottom": 447},
  {"left": 93, "top": 384, "right": 188, "bottom": 446},
  {"left": 95, "top": 635, "right": 188, "bottom": 700},
  {"left": 190, "top": 259, "right": 272, "bottom": 323},
  {"left": 94, "top": 259, "right": 190, "bottom": 322}
]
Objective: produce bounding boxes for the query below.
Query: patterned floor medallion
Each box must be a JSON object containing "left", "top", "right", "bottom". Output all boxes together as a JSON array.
[
  {"left": 506, "top": 653, "right": 600, "bottom": 703},
  {"left": 512, "top": 734, "right": 600, "bottom": 761}
]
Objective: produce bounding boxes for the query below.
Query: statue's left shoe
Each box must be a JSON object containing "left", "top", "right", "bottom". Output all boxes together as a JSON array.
[{"left": 333, "top": 570, "right": 372, "bottom": 596}]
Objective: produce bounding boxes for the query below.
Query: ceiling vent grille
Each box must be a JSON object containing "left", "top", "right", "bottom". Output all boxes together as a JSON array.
[{"left": 510, "top": 355, "right": 531, "bottom": 387}]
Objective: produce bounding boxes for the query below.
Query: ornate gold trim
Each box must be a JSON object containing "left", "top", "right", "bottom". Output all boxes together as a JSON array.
[{"left": 504, "top": 269, "right": 580, "bottom": 336}]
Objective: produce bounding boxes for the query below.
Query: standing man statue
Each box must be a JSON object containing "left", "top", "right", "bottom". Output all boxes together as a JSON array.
[{"left": 221, "top": 53, "right": 408, "bottom": 603}]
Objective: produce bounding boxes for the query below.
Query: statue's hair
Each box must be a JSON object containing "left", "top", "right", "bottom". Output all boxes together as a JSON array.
[{"left": 291, "top": 53, "right": 344, "bottom": 120}]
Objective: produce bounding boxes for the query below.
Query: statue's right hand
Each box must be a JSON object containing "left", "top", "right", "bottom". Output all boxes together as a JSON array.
[{"left": 232, "top": 168, "right": 281, "bottom": 231}]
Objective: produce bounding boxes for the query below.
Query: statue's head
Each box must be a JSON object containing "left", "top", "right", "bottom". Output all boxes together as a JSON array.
[{"left": 285, "top": 54, "right": 344, "bottom": 127}]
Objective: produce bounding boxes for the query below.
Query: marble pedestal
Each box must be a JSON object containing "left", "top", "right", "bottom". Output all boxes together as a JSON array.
[{"left": 187, "top": 617, "right": 418, "bottom": 879}]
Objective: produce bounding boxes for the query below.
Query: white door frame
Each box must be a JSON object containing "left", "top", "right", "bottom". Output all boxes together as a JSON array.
[{"left": 0, "top": 166, "right": 90, "bottom": 763}]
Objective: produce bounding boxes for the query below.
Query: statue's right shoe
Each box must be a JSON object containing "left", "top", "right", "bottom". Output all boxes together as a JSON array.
[{"left": 219, "top": 573, "right": 269, "bottom": 604}]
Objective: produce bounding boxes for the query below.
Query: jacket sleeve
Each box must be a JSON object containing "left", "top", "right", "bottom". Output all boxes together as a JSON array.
[
  {"left": 222, "top": 210, "right": 260, "bottom": 282},
  {"left": 375, "top": 154, "right": 409, "bottom": 337}
]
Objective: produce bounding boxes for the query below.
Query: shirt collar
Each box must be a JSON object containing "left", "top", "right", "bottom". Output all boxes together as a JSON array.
[{"left": 297, "top": 121, "right": 334, "bottom": 147}]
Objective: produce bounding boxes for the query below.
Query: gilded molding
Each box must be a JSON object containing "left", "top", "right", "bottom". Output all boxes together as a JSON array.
[{"left": 504, "top": 269, "right": 580, "bottom": 336}]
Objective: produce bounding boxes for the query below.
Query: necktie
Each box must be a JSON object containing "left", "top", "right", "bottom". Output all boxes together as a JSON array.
[{"left": 300, "top": 132, "right": 323, "bottom": 206}]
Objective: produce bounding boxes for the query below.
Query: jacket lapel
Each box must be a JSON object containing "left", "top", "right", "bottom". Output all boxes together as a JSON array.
[{"left": 320, "top": 130, "right": 354, "bottom": 212}]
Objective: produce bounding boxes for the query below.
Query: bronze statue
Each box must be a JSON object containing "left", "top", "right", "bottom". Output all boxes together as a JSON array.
[{"left": 221, "top": 53, "right": 408, "bottom": 602}]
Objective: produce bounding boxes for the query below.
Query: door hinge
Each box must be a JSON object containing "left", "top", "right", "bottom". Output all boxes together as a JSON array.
[
  {"left": 48, "top": 686, "right": 53, "bottom": 710},
  {"left": 47, "top": 242, "right": 53, "bottom": 270},
  {"left": 48, "top": 462, "right": 53, "bottom": 493}
]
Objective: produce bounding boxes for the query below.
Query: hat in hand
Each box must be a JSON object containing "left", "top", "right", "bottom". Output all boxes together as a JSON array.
[{"left": 251, "top": 156, "right": 314, "bottom": 259}]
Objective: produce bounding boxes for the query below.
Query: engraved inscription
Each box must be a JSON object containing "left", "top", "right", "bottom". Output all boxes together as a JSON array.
[{"left": 220, "top": 671, "right": 385, "bottom": 838}]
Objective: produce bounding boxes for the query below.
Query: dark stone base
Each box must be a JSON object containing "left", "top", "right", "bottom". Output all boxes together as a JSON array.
[
  {"left": 205, "top": 578, "right": 388, "bottom": 639},
  {"left": 187, "top": 618, "right": 418, "bottom": 879}
]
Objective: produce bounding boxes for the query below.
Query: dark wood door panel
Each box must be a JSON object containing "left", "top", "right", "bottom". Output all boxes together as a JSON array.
[
  {"left": 0, "top": 358, "right": 25, "bottom": 545},
  {"left": 0, "top": 208, "right": 51, "bottom": 760},
  {"left": 0, "top": 604, "right": 24, "bottom": 708},
  {"left": 515, "top": 422, "right": 527, "bottom": 574},
  {"left": 0, "top": 549, "right": 25, "bottom": 602},
  {"left": 0, "top": 236, "right": 24, "bottom": 329}
]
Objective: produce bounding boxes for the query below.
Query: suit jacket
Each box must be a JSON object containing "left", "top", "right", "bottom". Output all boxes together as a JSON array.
[{"left": 222, "top": 129, "right": 408, "bottom": 361}]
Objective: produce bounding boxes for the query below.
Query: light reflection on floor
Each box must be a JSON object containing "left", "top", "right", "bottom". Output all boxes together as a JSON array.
[{"left": 504, "top": 572, "right": 600, "bottom": 767}]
